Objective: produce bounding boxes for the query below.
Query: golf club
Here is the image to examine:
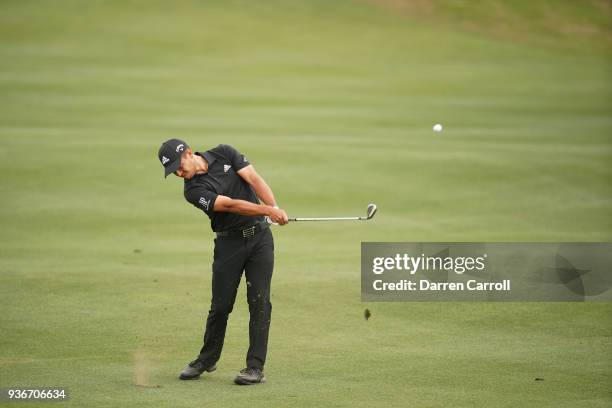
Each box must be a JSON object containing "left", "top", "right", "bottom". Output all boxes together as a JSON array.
[{"left": 288, "top": 203, "right": 378, "bottom": 222}]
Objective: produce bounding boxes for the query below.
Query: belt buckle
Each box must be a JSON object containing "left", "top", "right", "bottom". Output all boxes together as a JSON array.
[{"left": 242, "top": 225, "right": 256, "bottom": 237}]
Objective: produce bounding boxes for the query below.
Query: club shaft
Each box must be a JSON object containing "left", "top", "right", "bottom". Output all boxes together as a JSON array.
[{"left": 289, "top": 216, "right": 367, "bottom": 222}]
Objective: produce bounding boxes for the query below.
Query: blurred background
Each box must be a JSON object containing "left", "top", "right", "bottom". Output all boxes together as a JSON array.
[{"left": 1, "top": 1, "right": 611, "bottom": 407}]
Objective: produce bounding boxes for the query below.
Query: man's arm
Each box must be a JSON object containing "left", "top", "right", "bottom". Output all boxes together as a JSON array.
[
  {"left": 236, "top": 165, "right": 277, "bottom": 207},
  {"left": 213, "top": 195, "right": 288, "bottom": 225}
]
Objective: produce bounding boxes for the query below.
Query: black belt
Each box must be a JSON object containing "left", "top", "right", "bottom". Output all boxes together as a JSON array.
[{"left": 216, "top": 222, "right": 269, "bottom": 238}]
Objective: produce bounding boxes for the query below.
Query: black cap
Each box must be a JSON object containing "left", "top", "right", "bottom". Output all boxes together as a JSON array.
[{"left": 158, "top": 139, "right": 189, "bottom": 178}]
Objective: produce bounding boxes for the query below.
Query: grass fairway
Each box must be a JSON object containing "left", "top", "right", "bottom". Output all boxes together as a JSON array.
[{"left": 1, "top": 1, "right": 611, "bottom": 407}]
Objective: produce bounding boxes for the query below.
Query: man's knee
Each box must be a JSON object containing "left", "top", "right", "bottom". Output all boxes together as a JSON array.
[
  {"left": 248, "top": 295, "right": 271, "bottom": 313},
  {"left": 209, "top": 301, "right": 235, "bottom": 317}
]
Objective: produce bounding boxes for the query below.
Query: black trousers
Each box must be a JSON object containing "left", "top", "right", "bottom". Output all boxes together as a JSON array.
[{"left": 197, "top": 227, "right": 274, "bottom": 370}]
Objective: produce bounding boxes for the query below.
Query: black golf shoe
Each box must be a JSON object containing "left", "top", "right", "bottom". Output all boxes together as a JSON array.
[
  {"left": 179, "top": 359, "right": 217, "bottom": 380},
  {"left": 234, "top": 367, "right": 266, "bottom": 385}
]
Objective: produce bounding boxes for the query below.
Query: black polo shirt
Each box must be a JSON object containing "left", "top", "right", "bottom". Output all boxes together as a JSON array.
[{"left": 183, "top": 144, "right": 265, "bottom": 232}]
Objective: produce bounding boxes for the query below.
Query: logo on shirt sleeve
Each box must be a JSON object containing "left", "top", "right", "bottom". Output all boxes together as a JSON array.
[
  {"left": 198, "top": 197, "right": 210, "bottom": 210},
  {"left": 223, "top": 164, "right": 232, "bottom": 173}
]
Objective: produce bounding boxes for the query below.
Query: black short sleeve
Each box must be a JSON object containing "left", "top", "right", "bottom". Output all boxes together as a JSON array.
[
  {"left": 219, "top": 144, "right": 250, "bottom": 171},
  {"left": 184, "top": 186, "right": 218, "bottom": 216}
]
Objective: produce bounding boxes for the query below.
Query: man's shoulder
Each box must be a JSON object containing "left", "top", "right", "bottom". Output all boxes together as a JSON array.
[
  {"left": 210, "top": 144, "right": 239, "bottom": 156},
  {"left": 183, "top": 177, "right": 213, "bottom": 203},
  {"left": 183, "top": 177, "right": 196, "bottom": 194},
  {"left": 196, "top": 144, "right": 230, "bottom": 160},
  {"left": 183, "top": 174, "right": 206, "bottom": 192}
]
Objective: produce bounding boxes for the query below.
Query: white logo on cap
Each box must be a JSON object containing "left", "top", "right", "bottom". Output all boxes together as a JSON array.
[
  {"left": 199, "top": 197, "right": 210, "bottom": 210},
  {"left": 176, "top": 144, "right": 185, "bottom": 153},
  {"left": 243, "top": 156, "right": 247, "bottom": 162},
  {"left": 224, "top": 164, "right": 231, "bottom": 173},
  {"left": 161, "top": 156, "right": 170, "bottom": 165}
]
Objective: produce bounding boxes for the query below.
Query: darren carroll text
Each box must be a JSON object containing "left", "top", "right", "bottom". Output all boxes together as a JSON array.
[{"left": 372, "top": 279, "right": 511, "bottom": 291}]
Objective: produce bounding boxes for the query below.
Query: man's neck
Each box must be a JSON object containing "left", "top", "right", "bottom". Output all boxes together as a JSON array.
[{"left": 194, "top": 154, "right": 208, "bottom": 175}]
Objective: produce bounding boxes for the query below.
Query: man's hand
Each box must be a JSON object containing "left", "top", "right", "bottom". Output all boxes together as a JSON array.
[{"left": 267, "top": 206, "right": 288, "bottom": 225}]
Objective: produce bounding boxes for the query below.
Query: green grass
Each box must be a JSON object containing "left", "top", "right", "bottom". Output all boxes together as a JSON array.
[{"left": 1, "top": 1, "right": 611, "bottom": 407}]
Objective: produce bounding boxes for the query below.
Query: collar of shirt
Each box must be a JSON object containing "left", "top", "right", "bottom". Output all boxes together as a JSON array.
[{"left": 197, "top": 151, "right": 217, "bottom": 169}]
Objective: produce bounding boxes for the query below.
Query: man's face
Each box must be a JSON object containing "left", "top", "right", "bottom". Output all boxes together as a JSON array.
[{"left": 174, "top": 150, "right": 196, "bottom": 179}]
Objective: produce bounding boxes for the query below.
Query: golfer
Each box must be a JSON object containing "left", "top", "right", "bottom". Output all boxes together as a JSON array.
[{"left": 158, "top": 139, "right": 288, "bottom": 385}]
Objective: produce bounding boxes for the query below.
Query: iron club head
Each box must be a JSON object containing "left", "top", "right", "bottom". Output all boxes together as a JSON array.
[{"left": 366, "top": 203, "right": 377, "bottom": 220}]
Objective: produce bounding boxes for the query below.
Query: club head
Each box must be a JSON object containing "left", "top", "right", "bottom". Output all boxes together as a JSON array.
[{"left": 366, "top": 203, "right": 377, "bottom": 220}]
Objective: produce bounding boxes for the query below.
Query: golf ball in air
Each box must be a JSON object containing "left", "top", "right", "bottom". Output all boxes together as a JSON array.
[{"left": 433, "top": 124, "right": 443, "bottom": 132}]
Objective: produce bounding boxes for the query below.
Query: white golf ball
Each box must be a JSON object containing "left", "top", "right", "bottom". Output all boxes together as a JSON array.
[{"left": 433, "top": 124, "right": 443, "bottom": 132}]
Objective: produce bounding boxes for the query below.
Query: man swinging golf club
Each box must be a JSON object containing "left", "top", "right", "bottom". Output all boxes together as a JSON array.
[{"left": 158, "top": 139, "right": 288, "bottom": 385}]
